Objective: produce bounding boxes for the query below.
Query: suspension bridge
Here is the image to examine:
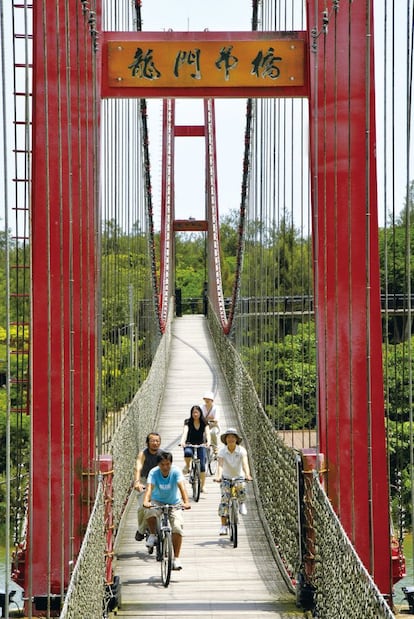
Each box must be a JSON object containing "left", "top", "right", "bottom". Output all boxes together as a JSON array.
[{"left": 1, "top": 1, "right": 414, "bottom": 617}]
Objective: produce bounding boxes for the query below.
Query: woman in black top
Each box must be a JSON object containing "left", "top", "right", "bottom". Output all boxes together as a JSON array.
[{"left": 180, "top": 405, "right": 211, "bottom": 492}]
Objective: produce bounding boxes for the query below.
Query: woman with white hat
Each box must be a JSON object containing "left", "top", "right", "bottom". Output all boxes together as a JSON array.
[
  {"left": 214, "top": 428, "right": 252, "bottom": 536},
  {"left": 201, "top": 391, "right": 220, "bottom": 452}
]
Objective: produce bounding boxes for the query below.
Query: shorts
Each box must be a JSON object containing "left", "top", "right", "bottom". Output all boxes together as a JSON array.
[
  {"left": 218, "top": 478, "right": 246, "bottom": 517},
  {"left": 143, "top": 501, "right": 184, "bottom": 536}
]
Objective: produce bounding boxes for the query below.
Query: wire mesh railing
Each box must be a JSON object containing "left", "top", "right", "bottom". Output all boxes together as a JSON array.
[
  {"left": 208, "top": 305, "right": 395, "bottom": 619},
  {"left": 59, "top": 304, "right": 173, "bottom": 617}
]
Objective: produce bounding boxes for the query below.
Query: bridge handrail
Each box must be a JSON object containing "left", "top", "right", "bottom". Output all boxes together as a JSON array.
[
  {"left": 60, "top": 479, "right": 106, "bottom": 618},
  {"left": 208, "top": 303, "right": 300, "bottom": 588},
  {"left": 208, "top": 303, "right": 395, "bottom": 618},
  {"left": 310, "top": 475, "right": 394, "bottom": 618},
  {"left": 110, "top": 301, "right": 173, "bottom": 527},
  {"left": 59, "top": 302, "right": 174, "bottom": 617}
]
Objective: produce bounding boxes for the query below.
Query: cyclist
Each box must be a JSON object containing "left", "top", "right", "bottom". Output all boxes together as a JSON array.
[
  {"left": 133, "top": 432, "right": 163, "bottom": 541},
  {"left": 180, "top": 405, "right": 211, "bottom": 493},
  {"left": 143, "top": 451, "right": 191, "bottom": 570},
  {"left": 214, "top": 428, "right": 252, "bottom": 536},
  {"left": 201, "top": 391, "right": 220, "bottom": 453}
]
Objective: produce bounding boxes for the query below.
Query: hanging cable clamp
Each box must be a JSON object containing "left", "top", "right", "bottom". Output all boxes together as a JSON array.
[
  {"left": 311, "top": 28, "right": 318, "bottom": 54},
  {"left": 80, "top": 0, "right": 89, "bottom": 15},
  {"left": 88, "top": 11, "right": 99, "bottom": 52},
  {"left": 322, "top": 10, "right": 329, "bottom": 35}
]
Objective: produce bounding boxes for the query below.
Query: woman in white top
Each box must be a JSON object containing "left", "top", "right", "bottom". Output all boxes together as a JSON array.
[
  {"left": 201, "top": 391, "right": 220, "bottom": 452},
  {"left": 214, "top": 428, "right": 252, "bottom": 536}
]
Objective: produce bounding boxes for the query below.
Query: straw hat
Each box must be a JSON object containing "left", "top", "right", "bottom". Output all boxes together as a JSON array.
[
  {"left": 203, "top": 391, "right": 215, "bottom": 401},
  {"left": 220, "top": 428, "right": 242, "bottom": 445}
]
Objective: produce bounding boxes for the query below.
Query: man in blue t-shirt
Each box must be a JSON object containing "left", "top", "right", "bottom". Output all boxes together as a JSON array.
[{"left": 143, "top": 451, "right": 191, "bottom": 570}]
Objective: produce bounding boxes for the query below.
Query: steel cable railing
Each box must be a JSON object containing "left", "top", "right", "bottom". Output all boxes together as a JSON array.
[
  {"left": 310, "top": 477, "right": 394, "bottom": 619},
  {"left": 208, "top": 305, "right": 395, "bottom": 619},
  {"left": 59, "top": 303, "right": 173, "bottom": 617},
  {"left": 60, "top": 481, "right": 106, "bottom": 619}
]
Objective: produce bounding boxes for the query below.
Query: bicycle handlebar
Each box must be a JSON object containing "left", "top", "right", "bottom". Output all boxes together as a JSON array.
[
  {"left": 145, "top": 503, "right": 183, "bottom": 510},
  {"left": 214, "top": 476, "right": 252, "bottom": 483}
]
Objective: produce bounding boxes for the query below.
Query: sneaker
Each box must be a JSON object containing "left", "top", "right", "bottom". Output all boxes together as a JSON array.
[
  {"left": 172, "top": 558, "right": 182, "bottom": 570},
  {"left": 146, "top": 534, "right": 157, "bottom": 548},
  {"left": 219, "top": 525, "right": 228, "bottom": 536},
  {"left": 135, "top": 530, "right": 145, "bottom": 541},
  {"left": 182, "top": 466, "right": 189, "bottom": 475},
  {"left": 239, "top": 503, "right": 247, "bottom": 516}
]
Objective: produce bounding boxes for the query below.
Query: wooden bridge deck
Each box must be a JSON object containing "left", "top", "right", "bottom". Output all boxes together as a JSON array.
[{"left": 110, "top": 315, "right": 301, "bottom": 618}]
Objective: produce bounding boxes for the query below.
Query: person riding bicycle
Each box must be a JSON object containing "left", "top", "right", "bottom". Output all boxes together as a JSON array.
[
  {"left": 133, "top": 432, "right": 163, "bottom": 542},
  {"left": 201, "top": 391, "right": 220, "bottom": 453},
  {"left": 214, "top": 428, "right": 252, "bottom": 536},
  {"left": 180, "top": 404, "right": 211, "bottom": 493},
  {"left": 143, "top": 451, "right": 191, "bottom": 571}
]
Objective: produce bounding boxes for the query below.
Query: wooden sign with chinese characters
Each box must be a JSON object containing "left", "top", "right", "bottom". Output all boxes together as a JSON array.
[
  {"left": 102, "top": 32, "right": 308, "bottom": 98},
  {"left": 173, "top": 219, "right": 208, "bottom": 232}
]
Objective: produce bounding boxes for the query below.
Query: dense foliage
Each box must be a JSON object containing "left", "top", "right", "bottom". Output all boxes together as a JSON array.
[
  {"left": 100, "top": 219, "right": 156, "bottom": 414},
  {"left": 242, "top": 321, "right": 317, "bottom": 430},
  {"left": 0, "top": 324, "right": 30, "bottom": 541}
]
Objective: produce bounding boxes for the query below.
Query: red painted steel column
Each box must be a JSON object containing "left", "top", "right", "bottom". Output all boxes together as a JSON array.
[
  {"left": 307, "top": 1, "right": 391, "bottom": 595},
  {"left": 28, "top": 1, "right": 100, "bottom": 612}
]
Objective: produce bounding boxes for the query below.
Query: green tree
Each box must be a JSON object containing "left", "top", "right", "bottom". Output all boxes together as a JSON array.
[
  {"left": 219, "top": 211, "right": 239, "bottom": 256},
  {"left": 241, "top": 321, "right": 317, "bottom": 430},
  {"left": 175, "top": 232, "right": 207, "bottom": 298},
  {"left": 379, "top": 180, "right": 414, "bottom": 296}
]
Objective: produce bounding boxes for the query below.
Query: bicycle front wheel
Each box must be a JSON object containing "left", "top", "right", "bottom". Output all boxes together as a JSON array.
[
  {"left": 192, "top": 462, "right": 201, "bottom": 502},
  {"left": 160, "top": 531, "right": 173, "bottom": 587},
  {"left": 229, "top": 499, "right": 238, "bottom": 548},
  {"left": 208, "top": 449, "right": 217, "bottom": 476}
]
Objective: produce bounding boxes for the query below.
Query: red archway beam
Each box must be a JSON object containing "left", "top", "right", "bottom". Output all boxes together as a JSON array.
[
  {"left": 174, "top": 125, "right": 205, "bottom": 137},
  {"left": 101, "top": 31, "right": 309, "bottom": 99}
]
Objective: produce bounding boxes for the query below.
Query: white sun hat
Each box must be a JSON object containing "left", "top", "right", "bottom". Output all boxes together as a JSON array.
[{"left": 203, "top": 391, "right": 215, "bottom": 401}]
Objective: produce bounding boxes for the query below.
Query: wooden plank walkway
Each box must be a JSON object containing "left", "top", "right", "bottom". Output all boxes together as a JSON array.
[{"left": 111, "top": 315, "right": 302, "bottom": 618}]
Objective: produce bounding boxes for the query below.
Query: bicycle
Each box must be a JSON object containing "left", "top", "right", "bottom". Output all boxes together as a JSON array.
[
  {"left": 207, "top": 444, "right": 218, "bottom": 476},
  {"left": 146, "top": 503, "right": 181, "bottom": 587},
  {"left": 185, "top": 443, "right": 207, "bottom": 502},
  {"left": 205, "top": 419, "right": 219, "bottom": 471},
  {"left": 224, "top": 476, "right": 248, "bottom": 548}
]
